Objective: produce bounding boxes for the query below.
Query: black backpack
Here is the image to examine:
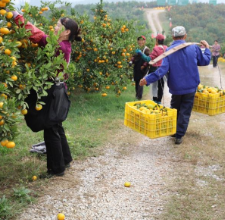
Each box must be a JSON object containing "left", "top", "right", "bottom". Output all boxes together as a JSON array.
[{"left": 24, "top": 82, "right": 71, "bottom": 132}]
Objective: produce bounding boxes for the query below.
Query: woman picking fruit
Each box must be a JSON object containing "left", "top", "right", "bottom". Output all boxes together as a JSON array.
[{"left": 10, "top": 9, "right": 82, "bottom": 177}]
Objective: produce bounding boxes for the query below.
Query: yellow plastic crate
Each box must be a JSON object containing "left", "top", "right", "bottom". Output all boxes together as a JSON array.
[
  {"left": 193, "top": 92, "right": 225, "bottom": 116},
  {"left": 124, "top": 100, "right": 177, "bottom": 139}
]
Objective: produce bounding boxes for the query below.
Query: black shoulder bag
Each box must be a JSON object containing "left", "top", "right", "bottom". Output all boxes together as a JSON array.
[{"left": 24, "top": 79, "right": 71, "bottom": 132}]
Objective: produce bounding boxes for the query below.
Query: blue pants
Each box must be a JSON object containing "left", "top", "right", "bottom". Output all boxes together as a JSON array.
[{"left": 171, "top": 92, "right": 195, "bottom": 138}]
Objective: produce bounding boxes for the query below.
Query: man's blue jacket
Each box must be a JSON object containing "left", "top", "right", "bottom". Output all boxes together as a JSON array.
[{"left": 145, "top": 40, "right": 211, "bottom": 95}]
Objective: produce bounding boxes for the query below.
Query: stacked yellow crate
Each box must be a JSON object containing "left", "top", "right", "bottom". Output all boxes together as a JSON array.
[
  {"left": 124, "top": 100, "right": 177, "bottom": 139},
  {"left": 193, "top": 84, "right": 225, "bottom": 115}
]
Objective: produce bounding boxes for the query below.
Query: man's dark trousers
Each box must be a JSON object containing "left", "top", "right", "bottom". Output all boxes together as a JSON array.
[
  {"left": 135, "top": 80, "right": 143, "bottom": 100},
  {"left": 213, "top": 55, "right": 219, "bottom": 67},
  {"left": 170, "top": 91, "right": 195, "bottom": 138}
]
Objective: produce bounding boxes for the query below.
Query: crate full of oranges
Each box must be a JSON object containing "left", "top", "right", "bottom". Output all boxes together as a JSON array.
[
  {"left": 193, "top": 84, "right": 225, "bottom": 116},
  {"left": 124, "top": 100, "right": 177, "bottom": 139}
]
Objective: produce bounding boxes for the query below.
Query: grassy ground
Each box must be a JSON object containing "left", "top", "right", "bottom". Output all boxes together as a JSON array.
[{"left": 0, "top": 82, "right": 150, "bottom": 220}]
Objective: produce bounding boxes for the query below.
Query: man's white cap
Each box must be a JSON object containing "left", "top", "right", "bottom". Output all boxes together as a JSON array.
[{"left": 172, "top": 26, "right": 186, "bottom": 37}]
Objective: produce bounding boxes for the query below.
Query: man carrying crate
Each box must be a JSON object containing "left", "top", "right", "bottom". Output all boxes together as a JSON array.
[{"left": 138, "top": 26, "right": 211, "bottom": 144}]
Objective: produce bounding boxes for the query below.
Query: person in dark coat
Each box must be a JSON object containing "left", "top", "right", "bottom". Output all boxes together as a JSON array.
[{"left": 129, "top": 36, "right": 150, "bottom": 100}]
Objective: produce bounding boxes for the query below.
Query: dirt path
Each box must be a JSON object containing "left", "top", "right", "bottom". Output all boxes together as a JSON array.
[
  {"left": 146, "top": 9, "right": 165, "bottom": 36},
  {"left": 18, "top": 130, "right": 176, "bottom": 220}
]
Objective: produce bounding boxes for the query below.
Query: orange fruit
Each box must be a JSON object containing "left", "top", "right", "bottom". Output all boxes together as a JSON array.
[
  {"left": 0, "top": 102, "right": 3, "bottom": 108},
  {"left": 1, "top": 139, "right": 8, "bottom": 147},
  {"left": 7, "top": 22, "right": 12, "bottom": 28},
  {"left": 1, "top": 94, "right": 7, "bottom": 99},
  {"left": 101, "top": 93, "right": 107, "bottom": 97},
  {"left": 11, "top": 75, "right": 17, "bottom": 81},
  {"left": 21, "top": 9, "right": 26, "bottom": 12},
  {"left": 4, "top": 49, "right": 11, "bottom": 55},
  {"left": 105, "top": 86, "right": 110, "bottom": 89},
  {"left": 31, "top": 43, "right": 38, "bottom": 47},
  {"left": 6, "top": 141, "right": 15, "bottom": 148},
  {"left": 0, "top": 119, "right": 5, "bottom": 126},
  {"left": 35, "top": 104, "right": 42, "bottom": 111},
  {"left": 123, "top": 87, "right": 127, "bottom": 90},
  {"left": 16, "top": 41, "right": 22, "bottom": 47},
  {"left": 0, "top": 9, "right": 7, "bottom": 16},
  {"left": 1, "top": 140, "right": 8, "bottom": 147},
  {"left": 57, "top": 213, "right": 65, "bottom": 220},
  {"left": 39, "top": 11, "right": 43, "bottom": 14},
  {"left": 41, "top": 7, "right": 48, "bottom": 11},
  {"left": 2, "top": 0, "right": 11, "bottom": 3},
  {"left": 124, "top": 182, "right": 131, "bottom": 187},
  {"left": 10, "top": 56, "right": 16, "bottom": 61},
  {"left": 21, "top": 109, "right": 28, "bottom": 115},
  {"left": 12, "top": 61, "right": 17, "bottom": 67},
  {"left": 19, "top": 84, "right": 26, "bottom": 90},
  {"left": 0, "top": 27, "right": 10, "bottom": 35},
  {"left": 0, "top": 36, "right": 3, "bottom": 44},
  {"left": 6, "top": 12, "right": 13, "bottom": 19},
  {"left": 0, "top": 1, "right": 6, "bottom": 7},
  {"left": 32, "top": 176, "right": 37, "bottom": 181}
]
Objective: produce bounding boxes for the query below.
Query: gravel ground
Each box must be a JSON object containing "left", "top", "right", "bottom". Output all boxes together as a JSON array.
[{"left": 17, "top": 129, "right": 176, "bottom": 220}]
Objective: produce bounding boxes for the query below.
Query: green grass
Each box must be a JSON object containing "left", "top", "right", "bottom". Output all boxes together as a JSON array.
[{"left": 0, "top": 83, "right": 149, "bottom": 220}]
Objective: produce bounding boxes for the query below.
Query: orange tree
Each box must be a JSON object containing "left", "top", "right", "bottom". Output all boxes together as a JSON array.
[
  {"left": 67, "top": 2, "right": 138, "bottom": 96},
  {"left": 0, "top": 1, "right": 68, "bottom": 144},
  {"left": 0, "top": 0, "right": 146, "bottom": 144}
]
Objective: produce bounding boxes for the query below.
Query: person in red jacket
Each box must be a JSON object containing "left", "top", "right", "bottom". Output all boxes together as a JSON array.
[
  {"left": 12, "top": 11, "right": 81, "bottom": 177},
  {"left": 149, "top": 34, "right": 167, "bottom": 104}
]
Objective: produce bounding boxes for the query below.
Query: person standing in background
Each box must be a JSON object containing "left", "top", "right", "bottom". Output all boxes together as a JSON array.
[
  {"left": 148, "top": 34, "right": 167, "bottom": 104},
  {"left": 129, "top": 36, "right": 150, "bottom": 100},
  {"left": 211, "top": 40, "right": 221, "bottom": 67}
]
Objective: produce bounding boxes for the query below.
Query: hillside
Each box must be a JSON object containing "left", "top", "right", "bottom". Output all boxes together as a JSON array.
[{"left": 167, "top": 3, "right": 225, "bottom": 51}]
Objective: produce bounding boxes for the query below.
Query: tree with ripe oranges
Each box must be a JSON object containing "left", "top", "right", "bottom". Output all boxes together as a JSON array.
[
  {"left": 67, "top": 2, "right": 137, "bottom": 96},
  {"left": 0, "top": 0, "right": 70, "bottom": 143},
  {"left": 0, "top": 0, "right": 147, "bottom": 144}
]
